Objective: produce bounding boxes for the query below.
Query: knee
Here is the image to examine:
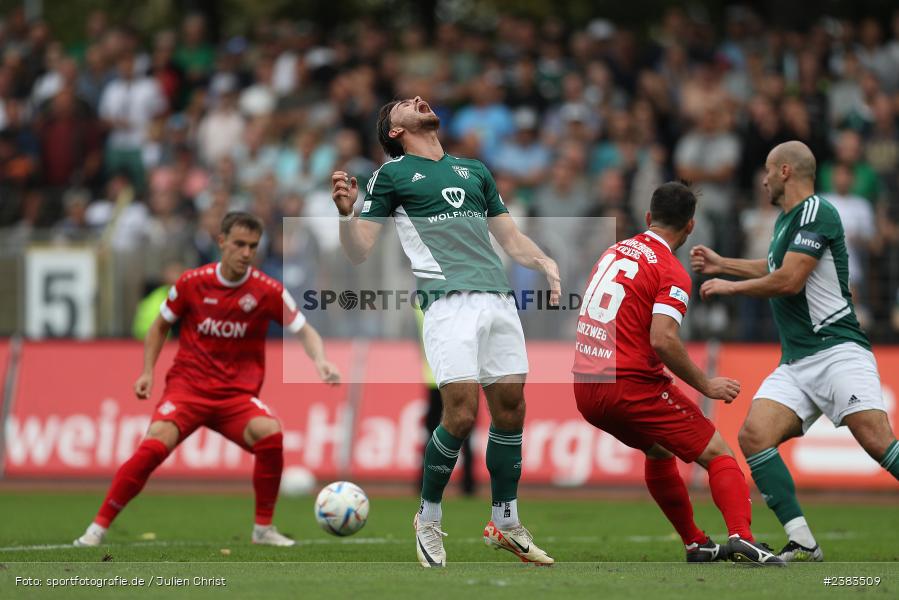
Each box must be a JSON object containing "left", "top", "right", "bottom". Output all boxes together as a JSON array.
[
  {"left": 697, "top": 432, "right": 734, "bottom": 467},
  {"left": 245, "top": 418, "right": 282, "bottom": 447},
  {"left": 843, "top": 410, "right": 895, "bottom": 461},
  {"left": 737, "top": 421, "right": 770, "bottom": 457},
  {"left": 851, "top": 425, "right": 893, "bottom": 461},
  {"left": 443, "top": 409, "right": 477, "bottom": 439},
  {"left": 146, "top": 421, "right": 179, "bottom": 451},
  {"left": 492, "top": 397, "right": 526, "bottom": 430}
]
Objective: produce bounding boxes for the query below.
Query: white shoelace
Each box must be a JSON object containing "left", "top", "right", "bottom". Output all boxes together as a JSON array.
[{"left": 418, "top": 522, "right": 448, "bottom": 555}]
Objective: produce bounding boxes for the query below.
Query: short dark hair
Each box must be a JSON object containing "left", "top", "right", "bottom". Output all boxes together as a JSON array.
[
  {"left": 649, "top": 181, "right": 697, "bottom": 230},
  {"left": 377, "top": 100, "right": 404, "bottom": 158},
  {"left": 221, "top": 211, "right": 263, "bottom": 236}
]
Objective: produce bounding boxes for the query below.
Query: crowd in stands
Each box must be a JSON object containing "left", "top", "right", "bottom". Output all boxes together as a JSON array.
[{"left": 2, "top": 6, "right": 899, "bottom": 340}]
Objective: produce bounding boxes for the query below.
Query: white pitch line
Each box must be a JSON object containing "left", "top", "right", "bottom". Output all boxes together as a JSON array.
[
  {"left": 0, "top": 538, "right": 396, "bottom": 552},
  {"left": 0, "top": 531, "right": 857, "bottom": 553}
]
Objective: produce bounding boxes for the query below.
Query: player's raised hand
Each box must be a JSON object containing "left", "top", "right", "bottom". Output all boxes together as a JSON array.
[
  {"left": 700, "top": 278, "right": 736, "bottom": 300},
  {"left": 690, "top": 245, "right": 723, "bottom": 275},
  {"left": 705, "top": 376, "right": 740, "bottom": 404},
  {"left": 331, "top": 171, "right": 358, "bottom": 217},
  {"left": 134, "top": 372, "right": 153, "bottom": 400},
  {"left": 535, "top": 257, "right": 561, "bottom": 306},
  {"left": 316, "top": 359, "right": 341, "bottom": 386}
]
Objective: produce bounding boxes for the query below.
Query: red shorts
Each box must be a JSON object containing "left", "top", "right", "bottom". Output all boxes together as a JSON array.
[
  {"left": 152, "top": 391, "right": 277, "bottom": 450},
  {"left": 573, "top": 377, "right": 715, "bottom": 463}
]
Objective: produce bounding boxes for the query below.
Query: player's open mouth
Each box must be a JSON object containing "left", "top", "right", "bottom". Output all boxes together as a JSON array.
[{"left": 417, "top": 101, "right": 431, "bottom": 114}]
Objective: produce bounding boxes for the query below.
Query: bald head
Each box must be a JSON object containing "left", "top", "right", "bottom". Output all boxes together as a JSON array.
[
  {"left": 763, "top": 140, "right": 817, "bottom": 208},
  {"left": 768, "top": 140, "right": 816, "bottom": 181}
]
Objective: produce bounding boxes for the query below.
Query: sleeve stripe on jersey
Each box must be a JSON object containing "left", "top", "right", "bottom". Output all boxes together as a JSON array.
[
  {"left": 652, "top": 303, "right": 683, "bottom": 325},
  {"left": 365, "top": 156, "right": 404, "bottom": 195},
  {"left": 159, "top": 301, "right": 179, "bottom": 323},
  {"left": 287, "top": 311, "right": 307, "bottom": 333},
  {"left": 801, "top": 196, "right": 820, "bottom": 226}
]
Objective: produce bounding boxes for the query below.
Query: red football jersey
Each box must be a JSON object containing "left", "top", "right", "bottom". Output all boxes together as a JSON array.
[
  {"left": 572, "top": 230, "right": 691, "bottom": 383},
  {"left": 160, "top": 263, "right": 306, "bottom": 398}
]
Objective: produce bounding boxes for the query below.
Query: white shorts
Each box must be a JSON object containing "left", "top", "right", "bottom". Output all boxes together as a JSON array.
[
  {"left": 754, "top": 342, "right": 885, "bottom": 432},
  {"left": 422, "top": 291, "right": 529, "bottom": 387}
]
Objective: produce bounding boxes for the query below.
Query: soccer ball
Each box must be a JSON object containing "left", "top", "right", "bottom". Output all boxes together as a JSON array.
[
  {"left": 279, "top": 466, "right": 316, "bottom": 497},
  {"left": 314, "top": 481, "right": 369, "bottom": 536}
]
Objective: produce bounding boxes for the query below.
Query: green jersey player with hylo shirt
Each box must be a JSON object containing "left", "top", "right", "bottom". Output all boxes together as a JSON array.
[
  {"left": 330, "top": 96, "right": 561, "bottom": 567},
  {"left": 694, "top": 141, "right": 899, "bottom": 562}
]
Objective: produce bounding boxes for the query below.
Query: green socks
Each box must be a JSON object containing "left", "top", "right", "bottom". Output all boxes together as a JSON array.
[
  {"left": 421, "top": 425, "right": 463, "bottom": 503},
  {"left": 746, "top": 447, "right": 804, "bottom": 525},
  {"left": 486, "top": 426, "right": 522, "bottom": 503},
  {"left": 881, "top": 440, "right": 899, "bottom": 480}
]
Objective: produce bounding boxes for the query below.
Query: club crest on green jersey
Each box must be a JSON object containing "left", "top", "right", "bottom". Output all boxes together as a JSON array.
[
  {"left": 442, "top": 187, "right": 466, "bottom": 208},
  {"left": 452, "top": 165, "right": 470, "bottom": 179}
]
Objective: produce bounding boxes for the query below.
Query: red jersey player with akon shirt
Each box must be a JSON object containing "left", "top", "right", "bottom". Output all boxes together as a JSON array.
[
  {"left": 572, "top": 182, "right": 783, "bottom": 566},
  {"left": 74, "top": 212, "right": 340, "bottom": 548}
]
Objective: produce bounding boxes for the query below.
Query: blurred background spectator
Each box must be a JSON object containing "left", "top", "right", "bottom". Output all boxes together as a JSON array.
[{"left": 1, "top": 2, "right": 899, "bottom": 341}]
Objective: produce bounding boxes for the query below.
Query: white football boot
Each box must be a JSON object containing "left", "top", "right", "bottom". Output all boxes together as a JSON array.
[
  {"left": 252, "top": 525, "right": 296, "bottom": 546},
  {"left": 413, "top": 513, "right": 447, "bottom": 567},
  {"left": 73, "top": 523, "right": 107, "bottom": 547},
  {"left": 778, "top": 540, "right": 824, "bottom": 562}
]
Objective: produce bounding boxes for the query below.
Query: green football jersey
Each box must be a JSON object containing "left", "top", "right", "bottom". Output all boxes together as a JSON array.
[
  {"left": 359, "top": 153, "right": 511, "bottom": 305},
  {"left": 767, "top": 194, "right": 870, "bottom": 363}
]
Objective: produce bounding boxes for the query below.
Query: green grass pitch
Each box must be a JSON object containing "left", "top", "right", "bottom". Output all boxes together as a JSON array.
[{"left": 0, "top": 490, "right": 896, "bottom": 599}]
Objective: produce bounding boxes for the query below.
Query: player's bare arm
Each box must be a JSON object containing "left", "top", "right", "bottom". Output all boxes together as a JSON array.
[
  {"left": 649, "top": 313, "right": 740, "bottom": 403},
  {"left": 134, "top": 315, "right": 173, "bottom": 400},
  {"left": 690, "top": 245, "right": 768, "bottom": 279},
  {"left": 331, "top": 170, "right": 382, "bottom": 264},
  {"left": 488, "top": 213, "right": 561, "bottom": 305},
  {"left": 296, "top": 322, "right": 341, "bottom": 385},
  {"left": 701, "top": 251, "right": 817, "bottom": 300}
]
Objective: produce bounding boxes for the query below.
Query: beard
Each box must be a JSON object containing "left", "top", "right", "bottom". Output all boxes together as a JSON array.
[
  {"left": 768, "top": 186, "right": 783, "bottom": 206},
  {"left": 417, "top": 112, "right": 440, "bottom": 131}
]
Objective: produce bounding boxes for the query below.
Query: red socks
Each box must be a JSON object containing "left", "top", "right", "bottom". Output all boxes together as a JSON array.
[
  {"left": 644, "top": 456, "right": 706, "bottom": 546},
  {"left": 95, "top": 438, "right": 170, "bottom": 527},
  {"left": 252, "top": 433, "right": 284, "bottom": 526},
  {"left": 707, "top": 455, "right": 754, "bottom": 541}
]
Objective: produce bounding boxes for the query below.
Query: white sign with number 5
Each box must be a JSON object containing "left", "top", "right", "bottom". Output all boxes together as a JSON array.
[{"left": 25, "top": 248, "right": 97, "bottom": 339}]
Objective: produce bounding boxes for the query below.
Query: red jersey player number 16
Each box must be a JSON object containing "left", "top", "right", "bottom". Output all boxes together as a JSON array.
[{"left": 570, "top": 182, "right": 784, "bottom": 566}]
